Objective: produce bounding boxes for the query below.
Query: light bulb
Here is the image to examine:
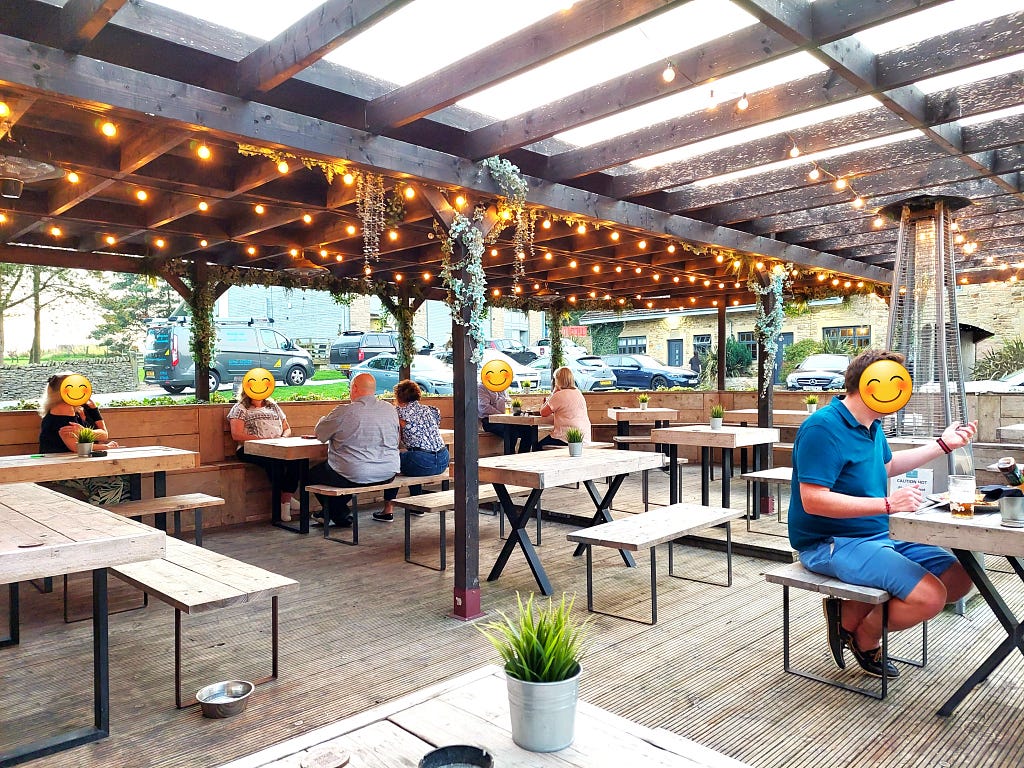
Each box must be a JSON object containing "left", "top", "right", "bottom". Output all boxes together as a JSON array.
[
  {"left": 808, "top": 167, "right": 821, "bottom": 181},
  {"left": 154, "top": 238, "right": 165, "bottom": 248},
  {"left": 454, "top": 195, "right": 466, "bottom": 207},
  {"left": 873, "top": 215, "right": 884, "bottom": 228},
  {"left": 289, "top": 248, "right": 299, "bottom": 257},
  {"left": 254, "top": 204, "right": 265, "bottom": 214},
  {"left": 577, "top": 223, "right": 586, "bottom": 234},
  {"left": 66, "top": 171, "right": 80, "bottom": 184},
  {"left": 105, "top": 235, "right": 116, "bottom": 245},
  {"left": 610, "top": 231, "right": 619, "bottom": 241},
  {"left": 852, "top": 196, "right": 865, "bottom": 209},
  {"left": 667, "top": 244, "right": 675, "bottom": 253},
  {"left": 50, "top": 226, "right": 62, "bottom": 237},
  {"left": 302, "top": 213, "right": 312, "bottom": 224},
  {"left": 542, "top": 219, "right": 552, "bottom": 229},
  {"left": 247, "top": 246, "right": 256, "bottom": 255},
  {"left": 789, "top": 145, "right": 800, "bottom": 158},
  {"left": 834, "top": 177, "right": 847, "bottom": 191},
  {"left": 0, "top": 102, "right": 9, "bottom": 118},
  {"left": 388, "top": 229, "right": 398, "bottom": 241},
  {"left": 346, "top": 224, "right": 357, "bottom": 235},
  {"left": 662, "top": 63, "right": 676, "bottom": 83},
  {"left": 200, "top": 239, "right": 208, "bottom": 247},
  {"left": 198, "top": 200, "right": 209, "bottom": 211},
  {"left": 736, "top": 93, "right": 749, "bottom": 111},
  {"left": 135, "top": 189, "right": 147, "bottom": 201},
  {"left": 277, "top": 161, "right": 289, "bottom": 174},
  {"left": 342, "top": 173, "right": 354, "bottom": 185},
  {"left": 319, "top": 249, "right": 328, "bottom": 257},
  {"left": 197, "top": 144, "right": 211, "bottom": 160},
  {"left": 404, "top": 186, "right": 415, "bottom": 199},
  {"left": 638, "top": 240, "right": 647, "bottom": 249},
  {"left": 100, "top": 121, "right": 117, "bottom": 137}
]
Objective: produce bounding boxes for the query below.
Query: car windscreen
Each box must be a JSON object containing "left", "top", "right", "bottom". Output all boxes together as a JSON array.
[
  {"left": 633, "top": 355, "right": 668, "bottom": 368},
  {"left": 574, "top": 357, "right": 606, "bottom": 369},
  {"left": 799, "top": 355, "right": 848, "bottom": 371}
]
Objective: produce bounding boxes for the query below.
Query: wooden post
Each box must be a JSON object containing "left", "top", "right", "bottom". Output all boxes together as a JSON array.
[
  {"left": 716, "top": 304, "right": 727, "bottom": 392},
  {"left": 191, "top": 260, "right": 211, "bottom": 402},
  {"left": 755, "top": 277, "right": 774, "bottom": 517}
]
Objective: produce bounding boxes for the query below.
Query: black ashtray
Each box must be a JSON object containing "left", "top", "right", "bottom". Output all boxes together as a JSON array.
[
  {"left": 91, "top": 450, "right": 108, "bottom": 457},
  {"left": 419, "top": 745, "right": 493, "bottom": 768}
]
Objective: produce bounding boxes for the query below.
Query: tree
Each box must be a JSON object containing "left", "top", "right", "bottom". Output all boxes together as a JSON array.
[
  {"left": 0, "top": 263, "right": 28, "bottom": 365},
  {"left": 30, "top": 266, "right": 87, "bottom": 362},
  {"left": 91, "top": 273, "right": 177, "bottom": 353}
]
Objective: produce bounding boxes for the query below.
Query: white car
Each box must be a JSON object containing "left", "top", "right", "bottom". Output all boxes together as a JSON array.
[
  {"left": 918, "top": 368, "right": 1024, "bottom": 394},
  {"left": 528, "top": 355, "right": 618, "bottom": 392},
  {"left": 481, "top": 349, "right": 542, "bottom": 392},
  {"left": 529, "top": 338, "right": 587, "bottom": 359}
]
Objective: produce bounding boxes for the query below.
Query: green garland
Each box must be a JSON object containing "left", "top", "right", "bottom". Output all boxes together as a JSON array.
[
  {"left": 749, "top": 266, "right": 790, "bottom": 396},
  {"left": 438, "top": 211, "right": 488, "bottom": 364},
  {"left": 547, "top": 309, "right": 566, "bottom": 372},
  {"left": 151, "top": 258, "right": 388, "bottom": 298}
]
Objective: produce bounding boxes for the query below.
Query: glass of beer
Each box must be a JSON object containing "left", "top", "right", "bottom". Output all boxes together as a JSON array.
[{"left": 948, "top": 474, "right": 976, "bottom": 519}]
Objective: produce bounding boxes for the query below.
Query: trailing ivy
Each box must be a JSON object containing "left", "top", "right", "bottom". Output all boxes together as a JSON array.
[
  {"left": 749, "top": 265, "right": 790, "bottom": 396},
  {"left": 589, "top": 321, "right": 623, "bottom": 356}
]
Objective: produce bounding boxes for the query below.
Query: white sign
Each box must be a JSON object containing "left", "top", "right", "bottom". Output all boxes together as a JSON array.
[{"left": 890, "top": 468, "right": 933, "bottom": 496}]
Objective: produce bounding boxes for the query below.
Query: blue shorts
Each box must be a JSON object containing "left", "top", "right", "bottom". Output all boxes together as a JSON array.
[{"left": 798, "top": 532, "right": 956, "bottom": 601}]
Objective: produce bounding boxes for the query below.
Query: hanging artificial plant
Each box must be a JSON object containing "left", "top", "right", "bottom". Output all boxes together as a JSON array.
[
  {"left": 356, "top": 172, "right": 386, "bottom": 267},
  {"left": 749, "top": 264, "right": 791, "bottom": 395},
  {"left": 237, "top": 144, "right": 350, "bottom": 184},
  {"left": 438, "top": 210, "right": 488, "bottom": 364},
  {"left": 482, "top": 156, "right": 530, "bottom": 288}
]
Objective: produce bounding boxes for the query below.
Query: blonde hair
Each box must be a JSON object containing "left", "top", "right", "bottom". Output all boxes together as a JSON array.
[
  {"left": 553, "top": 366, "right": 577, "bottom": 390},
  {"left": 38, "top": 371, "right": 75, "bottom": 417}
]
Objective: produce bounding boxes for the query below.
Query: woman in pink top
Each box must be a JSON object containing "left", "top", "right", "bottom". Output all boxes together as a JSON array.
[{"left": 535, "top": 366, "right": 592, "bottom": 450}]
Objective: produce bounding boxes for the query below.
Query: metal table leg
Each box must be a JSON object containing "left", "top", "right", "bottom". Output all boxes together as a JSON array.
[{"left": 487, "top": 486, "right": 551, "bottom": 595}]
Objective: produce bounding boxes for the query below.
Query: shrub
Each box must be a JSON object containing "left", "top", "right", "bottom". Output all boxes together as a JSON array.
[{"left": 972, "top": 337, "right": 1024, "bottom": 380}]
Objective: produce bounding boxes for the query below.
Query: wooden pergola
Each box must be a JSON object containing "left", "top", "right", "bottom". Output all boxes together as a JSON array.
[{"left": 1, "top": 0, "right": 1022, "bottom": 616}]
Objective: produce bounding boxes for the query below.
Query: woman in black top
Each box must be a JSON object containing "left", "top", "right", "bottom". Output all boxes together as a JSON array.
[{"left": 38, "top": 372, "right": 126, "bottom": 505}]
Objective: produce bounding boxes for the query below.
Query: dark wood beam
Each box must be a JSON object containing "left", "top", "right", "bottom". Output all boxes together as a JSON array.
[
  {"left": 547, "top": 10, "right": 1024, "bottom": 180},
  {"left": 0, "top": 242, "right": 143, "bottom": 272},
  {"left": 364, "top": 0, "right": 677, "bottom": 132},
  {"left": 0, "top": 32, "right": 886, "bottom": 283},
  {"left": 235, "top": 0, "right": 413, "bottom": 96},
  {"left": 58, "top": 0, "right": 128, "bottom": 53}
]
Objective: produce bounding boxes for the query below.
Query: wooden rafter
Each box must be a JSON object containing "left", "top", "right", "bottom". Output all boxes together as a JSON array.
[{"left": 57, "top": 0, "right": 128, "bottom": 53}]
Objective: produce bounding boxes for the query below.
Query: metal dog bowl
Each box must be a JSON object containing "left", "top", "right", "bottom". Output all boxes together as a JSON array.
[
  {"left": 196, "top": 680, "right": 254, "bottom": 718},
  {"left": 418, "top": 745, "right": 493, "bottom": 768}
]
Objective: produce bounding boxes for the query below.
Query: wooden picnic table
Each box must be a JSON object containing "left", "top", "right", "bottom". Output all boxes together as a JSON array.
[
  {"left": 485, "top": 412, "right": 551, "bottom": 453},
  {"left": 606, "top": 406, "right": 678, "bottom": 434},
  {"left": 244, "top": 431, "right": 453, "bottom": 533},
  {"left": 0, "top": 482, "right": 165, "bottom": 766},
  {"left": 479, "top": 448, "right": 665, "bottom": 595},
  {"left": 651, "top": 425, "right": 780, "bottom": 508},
  {"left": 890, "top": 507, "right": 1024, "bottom": 717},
  {"left": 215, "top": 664, "right": 752, "bottom": 768},
  {"left": 723, "top": 408, "right": 810, "bottom": 427}
]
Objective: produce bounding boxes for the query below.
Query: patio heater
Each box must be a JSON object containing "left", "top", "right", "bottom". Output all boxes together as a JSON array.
[{"left": 881, "top": 195, "right": 974, "bottom": 479}]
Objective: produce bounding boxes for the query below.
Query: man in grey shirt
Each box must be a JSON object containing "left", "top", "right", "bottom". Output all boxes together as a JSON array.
[{"left": 307, "top": 372, "right": 400, "bottom": 526}]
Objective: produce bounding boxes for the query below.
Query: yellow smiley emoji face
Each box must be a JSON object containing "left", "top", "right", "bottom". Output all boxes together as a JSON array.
[
  {"left": 60, "top": 374, "right": 93, "bottom": 407},
  {"left": 859, "top": 360, "right": 913, "bottom": 414},
  {"left": 481, "top": 359, "right": 514, "bottom": 392},
  {"left": 242, "top": 368, "right": 275, "bottom": 400}
]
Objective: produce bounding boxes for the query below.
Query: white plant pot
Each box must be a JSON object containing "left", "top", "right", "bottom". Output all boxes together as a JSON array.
[
  {"left": 806, "top": 404, "right": 818, "bottom": 413},
  {"left": 506, "top": 667, "right": 580, "bottom": 752},
  {"left": 568, "top": 442, "right": 583, "bottom": 457},
  {"left": 77, "top": 442, "right": 93, "bottom": 457},
  {"left": 638, "top": 402, "right": 648, "bottom": 410},
  {"left": 709, "top": 417, "right": 723, "bottom": 431}
]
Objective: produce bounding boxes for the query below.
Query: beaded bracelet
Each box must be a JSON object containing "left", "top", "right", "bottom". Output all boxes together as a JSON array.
[
  {"left": 936, "top": 437, "right": 953, "bottom": 454},
  {"left": 884, "top": 497, "right": 891, "bottom": 514}
]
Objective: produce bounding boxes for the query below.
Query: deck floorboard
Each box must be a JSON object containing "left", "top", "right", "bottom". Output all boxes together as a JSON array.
[{"left": 2, "top": 466, "right": 1022, "bottom": 767}]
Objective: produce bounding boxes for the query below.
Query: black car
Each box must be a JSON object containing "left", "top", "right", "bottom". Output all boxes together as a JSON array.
[{"left": 329, "top": 331, "right": 434, "bottom": 372}]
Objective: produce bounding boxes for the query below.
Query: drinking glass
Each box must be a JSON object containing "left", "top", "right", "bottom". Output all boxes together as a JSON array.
[{"left": 948, "top": 474, "right": 976, "bottom": 519}]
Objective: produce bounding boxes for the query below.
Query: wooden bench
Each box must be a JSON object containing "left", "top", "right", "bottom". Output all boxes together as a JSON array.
[
  {"left": 392, "top": 484, "right": 532, "bottom": 571},
  {"left": 739, "top": 467, "right": 791, "bottom": 537},
  {"left": 104, "top": 492, "right": 225, "bottom": 547},
  {"left": 111, "top": 537, "right": 298, "bottom": 708},
  {"left": 764, "top": 562, "right": 927, "bottom": 700},
  {"left": 305, "top": 472, "right": 450, "bottom": 545},
  {"left": 566, "top": 503, "right": 744, "bottom": 624}
]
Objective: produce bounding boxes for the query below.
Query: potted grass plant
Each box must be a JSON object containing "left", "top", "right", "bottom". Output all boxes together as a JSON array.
[
  {"left": 511, "top": 397, "right": 523, "bottom": 416},
  {"left": 479, "top": 593, "right": 588, "bottom": 752},
  {"left": 565, "top": 427, "right": 584, "bottom": 457},
  {"left": 637, "top": 393, "right": 649, "bottom": 411},
  {"left": 709, "top": 403, "right": 725, "bottom": 431},
  {"left": 804, "top": 394, "right": 819, "bottom": 413},
  {"left": 76, "top": 426, "right": 96, "bottom": 457}
]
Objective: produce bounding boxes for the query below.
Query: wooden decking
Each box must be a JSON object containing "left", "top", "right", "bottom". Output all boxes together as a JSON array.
[{"left": 3, "top": 466, "right": 1024, "bottom": 768}]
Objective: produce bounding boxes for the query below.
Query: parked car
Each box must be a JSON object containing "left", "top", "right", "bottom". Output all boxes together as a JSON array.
[
  {"left": 528, "top": 355, "right": 618, "bottom": 392},
  {"left": 530, "top": 337, "right": 587, "bottom": 358},
  {"left": 785, "top": 353, "right": 851, "bottom": 391},
  {"left": 349, "top": 352, "right": 454, "bottom": 395},
  {"left": 486, "top": 338, "right": 538, "bottom": 365},
  {"left": 143, "top": 317, "right": 314, "bottom": 393},
  {"left": 600, "top": 354, "right": 698, "bottom": 389},
  {"left": 919, "top": 368, "right": 1024, "bottom": 394},
  {"left": 328, "top": 331, "right": 434, "bottom": 373}
]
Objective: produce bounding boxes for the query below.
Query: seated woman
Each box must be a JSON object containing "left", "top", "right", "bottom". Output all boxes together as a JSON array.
[
  {"left": 534, "top": 366, "right": 592, "bottom": 450},
  {"left": 375, "top": 379, "right": 450, "bottom": 523},
  {"left": 227, "top": 387, "right": 300, "bottom": 522},
  {"left": 38, "top": 371, "right": 127, "bottom": 505}
]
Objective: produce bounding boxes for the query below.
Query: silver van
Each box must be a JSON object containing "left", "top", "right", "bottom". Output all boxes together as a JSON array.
[{"left": 142, "top": 317, "right": 315, "bottom": 393}]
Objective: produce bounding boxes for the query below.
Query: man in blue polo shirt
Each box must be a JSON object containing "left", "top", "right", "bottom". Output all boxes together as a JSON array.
[{"left": 789, "top": 349, "right": 975, "bottom": 678}]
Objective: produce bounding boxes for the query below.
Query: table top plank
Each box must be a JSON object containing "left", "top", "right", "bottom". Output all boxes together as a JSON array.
[
  {"left": 0, "top": 483, "right": 165, "bottom": 583},
  {"left": 245, "top": 431, "right": 453, "bottom": 461},
  {"left": 479, "top": 449, "right": 665, "bottom": 489},
  {"left": 0, "top": 445, "right": 198, "bottom": 484},
  {"left": 606, "top": 407, "right": 679, "bottom": 422},
  {"left": 651, "top": 425, "right": 780, "bottom": 449},
  {"left": 890, "top": 509, "right": 1024, "bottom": 558},
  {"left": 724, "top": 409, "right": 809, "bottom": 427},
  {"left": 486, "top": 414, "right": 551, "bottom": 426}
]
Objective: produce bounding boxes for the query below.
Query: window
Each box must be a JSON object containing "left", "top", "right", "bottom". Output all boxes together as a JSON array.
[
  {"left": 737, "top": 331, "right": 758, "bottom": 361},
  {"left": 693, "top": 334, "right": 711, "bottom": 358},
  {"left": 824, "top": 325, "right": 872, "bottom": 349},
  {"left": 617, "top": 336, "right": 647, "bottom": 354},
  {"left": 260, "top": 330, "right": 279, "bottom": 349}
]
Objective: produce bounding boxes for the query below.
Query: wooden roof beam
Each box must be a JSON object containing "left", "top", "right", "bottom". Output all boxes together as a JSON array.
[
  {"left": 0, "top": 94, "right": 36, "bottom": 140},
  {"left": 58, "top": 0, "right": 128, "bottom": 54},
  {"left": 548, "top": 10, "right": 1024, "bottom": 180},
  {"left": 235, "top": 0, "right": 413, "bottom": 96},
  {"left": 0, "top": 33, "right": 887, "bottom": 283},
  {"left": 364, "top": 0, "right": 677, "bottom": 133}
]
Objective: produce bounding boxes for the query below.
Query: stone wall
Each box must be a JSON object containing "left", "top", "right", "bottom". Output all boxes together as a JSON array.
[{"left": 0, "top": 356, "right": 139, "bottom": 401}]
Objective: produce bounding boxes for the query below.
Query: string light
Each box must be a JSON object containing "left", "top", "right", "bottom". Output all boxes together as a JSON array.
[
  {"left": 154, "top": 238, "right": 165, "bottom": 248},
  {"left": 388, "top": 229, "right": 398, "bottom": 241},
  {"left": 66, "top": 171, "right": 80, "bottom": 184},
  {"left": 661, "top": 62, "right": 676, "bottom": 83},
  {"left": 199, "top": 239, "right": 208, "bottom": 247},
  {"left": 135, "top": 190, "right": 147, "bottom": 201},
  {"left": 105, "top": 235, "right": 116, "bottom": 245},
  {"left": 544, "top": 252, "right": 552, "bottom": 260},
  {"left": 422, "top": 272, "right": 431, "bottom": 281},
  {"left": 198, "top": 200, "right": 209, "bottom": 211},
  {"left": 808, "top": 166, "right": 821, "bottom": 181},
  {"left": 490, "top": 248, "right": 498, "bottom": 257},
  {"left": 577, "top": 223, "right": 587, "bottom": 234},
  {"left": 277, "top": 161, "right": 289, "bottom": 174},
  {"left": 0, "top": 102, "right": 8, "bottom": 118},
  {"left": 834, "top": 177, "right": 848, "bottom": 191},
  {"left": 592, "top": 265, "right": 601, "bottom": 273},
  {"left": 492, "top": 288, "right": 501, "bottom": 297},
  {"left": 542, "top": 219, "right": 552, "bottom": 229},
  {"left": 302, "top": 213, "right": 312, "bottom": 224},
  {"left": 635, "top": 267, "right": 642, "bottom": 274},
  {"left": 610, "top": 231, "right": 619, "bottom": 241},
  {"left": 637, "top": 240, "right": 647, "bottom": 249},
  {"left": 873, "top": 215, "right": 885, "bottom": 228},
  {"left": 196, "top": 144, "right": 211, "bottom": 160},
  {"left": 335, "top": 254, "right": 343, "bottom": 262},
  {"left": 0, "top": 213, "right": 5, "bottom": 224},
  {"left": 736, "top": 93, "right": 749, "bottom": 111},
  {"left": 667, "top": 244, "right": 676, "bottom": 253},
  {"left": 247, "top": 246, "right": 256, "bottom": 255},
  {"left": 346, "top": 224, "right": 357, "bottom": 235},
  {"left": 569, "top": 259, "right": 577, "bottom": 268},
  {"left": 254, "top": 204, "right": 265, "bottom": 214},
  {"left": 852, "top": 196, "right": 865, "bottom": 209},
  {"left": 100, "top": 121, "right": 117, "bottom": 137},
  {"left": 404, "top": 186, "right": 415, "bottom": 200},
  {"left": 50, "top": 226, "right": 61, "bottom": 237},
  {"left": 615, "top": 265, "right": 622, "bottom": 273},
  {"left": 342, "top": 172, "right": 354, "bottom": 185},
  {"left": 363, "top": 265, "right": 372, "bottom": 276},
  {"left": 289, "top": 248, "right": 299, "bottom": 257},
  {"left": 454, "top": 195, "right": 466, "bottom": 207},
  {"left": 319, "top": 249, "right": 328, "bottom": 258},
  {"left": 789, "top": 143, "right": 801, "bottom": 159},
  {"left": 395, "top": 273, "right": 402, "bottom": 282}
]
